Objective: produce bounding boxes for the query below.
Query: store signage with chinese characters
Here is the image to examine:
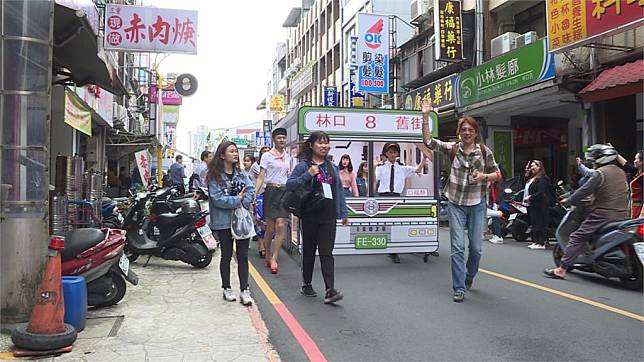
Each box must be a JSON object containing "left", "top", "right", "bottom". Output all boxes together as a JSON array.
[
  {"left": 403, "top": 74, "right": 457, "bottom": 111},
  {"left": 255, "top": 131, "right": 272, "bottom": 149},
  {"left": 298, "top": 107, "right": 438, "bottom": 138},
  {"left": 134, "top": 150, "right": 151, "bottom": 188},
  {"left": 269, "top": 95, "right": 285, "bottom": 112},
  {"left": 291, "top": 61, "right": 315, "bottom": 97},
  {"left": 64, "top": 89, "right": 92, "bottom": 136},
  {"left": 164, "top": 124, "right": 177, "bottom": 150},
  {"left": 323, "top": 87, "right": 338, "bottom": 107},
  {"left": 546, "top": 0, "right": 644, "bottom": 53},
  {"left": 456, "top": 38, "right": 555, "bottom": 108},
  {"left": 162, "top": 105, "right": 180, "bottom": 125},
  {"left": 349, "top": 70, "right": 365, "bottom": 107},
  {"left": 357, "top": 13, "right": 389, "bottom": 94},
  {"left": 434, "top": 0, "right": 463, "bottom": 61},
  {"left": 75, "top": 85, "right": 114, "bottom": 127},
  {"left": 161, "top": 87, "right": 182, "bottom": 106},
  {"left": 104, "top": 4, "right": 198, "bottom": 54}
]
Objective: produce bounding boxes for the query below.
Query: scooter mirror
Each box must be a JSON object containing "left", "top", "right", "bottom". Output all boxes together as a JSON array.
[
  {"left": 557, "top": 180, "right": 564, "bottom": 186},
  {"left": 504, "top": 188, "right": 513, "bottom": 194}
]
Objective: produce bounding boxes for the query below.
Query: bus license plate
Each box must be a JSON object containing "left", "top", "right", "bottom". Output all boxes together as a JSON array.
[
  {"left": 633, "top": 242, "right": 644, "bottom": 265},
  {"left": 355, "top": 235, "right": 388, "bottom": 249}
]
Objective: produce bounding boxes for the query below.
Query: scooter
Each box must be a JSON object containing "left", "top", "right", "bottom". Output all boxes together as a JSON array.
[
  {"left": 122, "top": 191, "right": 216, "bottom": 268},
  {"left": 61, "top": 228, "right": 139, "bottom": 307},
  {"left": 553, "top": 218, "right": 644, "bottom": 290}
]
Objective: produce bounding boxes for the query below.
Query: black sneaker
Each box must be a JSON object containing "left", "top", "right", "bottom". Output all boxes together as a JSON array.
[
  {"left": 465, "top": 277, "right": 473, "bottom": 291},
  {"left": 453, "top": 291, "right": 465, "bottom": 303},
  {"left": 301, "top": 284, "right": 317, "bottom": 297},
  {"left": 390, "top": 253, "right": 401, "bottom": 263},
  {"left": 324, "top": 289, "right": 343, "bottom": 304}
]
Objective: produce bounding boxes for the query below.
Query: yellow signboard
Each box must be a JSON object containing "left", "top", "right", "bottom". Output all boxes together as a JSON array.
[
  {"left": 65, "top": 89, "right": 92, "bottom": 136},
  {"left": 269, "top": 95, "right": 285, "bottom": 112}
]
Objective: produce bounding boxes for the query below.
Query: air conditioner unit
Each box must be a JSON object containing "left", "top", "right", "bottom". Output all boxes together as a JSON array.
[
  {"left": 411, "top": 0, "right": 432, "bottom": 23},
  {"left": 515, "top": 31, "right": 538, "bottom": 48},
  {"left": 491, "top": 32, "right": 520, "bottom": 58}
]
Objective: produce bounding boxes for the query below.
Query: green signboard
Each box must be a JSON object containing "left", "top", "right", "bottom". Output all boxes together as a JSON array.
[
  {"left": 456, "top": 38, "right": 555, "bottom": 108},
  {"left": 231, "top": 138, "right": 250, "bottom": 146},
  {"left": 493, "top": 131, "right": 513, "bottom": 179}
]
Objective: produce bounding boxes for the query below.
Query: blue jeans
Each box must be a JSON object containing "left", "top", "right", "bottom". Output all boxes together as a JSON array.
[{"left": 447, "top": 201, "right": 486, "bottom": 292}]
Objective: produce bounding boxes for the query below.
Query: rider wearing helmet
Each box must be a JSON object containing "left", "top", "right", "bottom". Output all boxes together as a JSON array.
[{"left": 544, "top": 144, "right": 629, "bottom": 279}]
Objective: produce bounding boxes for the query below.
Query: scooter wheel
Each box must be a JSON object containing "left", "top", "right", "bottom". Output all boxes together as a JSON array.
[
  {"left": 125, "top": 247, "right": 139, "bottom": 263},
  {"left": 190, "top": 243, "right": 213, "bottom": 269},
  {"left": 89, "top": 272, "right": 127, "bottom": 308}
]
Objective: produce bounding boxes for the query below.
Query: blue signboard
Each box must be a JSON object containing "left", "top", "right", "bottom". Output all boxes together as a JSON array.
[
  {"left": 323, "top": 87, "right": 337, "bottom": 107},
  {"left": 357, "top": 14, "right": 389, "bottom": 94}
]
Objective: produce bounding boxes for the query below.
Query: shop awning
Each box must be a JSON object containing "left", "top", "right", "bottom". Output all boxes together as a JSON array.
[
  {"left": 579, "top": 59, "right": 644, "bottom": 103},
  {"left": 106, "top": 131, "right": 158, "bottom": 160},
  {"left": 53, "top": 3, "right": 127, "bottom": 97}
]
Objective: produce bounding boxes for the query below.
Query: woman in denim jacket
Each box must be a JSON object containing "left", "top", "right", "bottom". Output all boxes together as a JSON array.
[
  {"left": 287, "top": 131, "right": 348, "bottom": 304},
  {"left": 208, "top": 140, "right": 255, "bottom": 306}
]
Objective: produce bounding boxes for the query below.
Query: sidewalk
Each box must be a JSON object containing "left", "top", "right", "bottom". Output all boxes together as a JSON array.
[{"left": 1, "top": 251, "right": 279, "bottom": 362}]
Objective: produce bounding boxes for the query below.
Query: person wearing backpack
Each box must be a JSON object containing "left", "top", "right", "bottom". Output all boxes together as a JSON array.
[
  {"left": 286, "top": 131, "right": 348, "bottom": 304},
  {"left": 421, "top": 99, "right": 500, "bottom": 303},
  {"left": 207, "top": 140, "right": 255, "bottom": 306}
]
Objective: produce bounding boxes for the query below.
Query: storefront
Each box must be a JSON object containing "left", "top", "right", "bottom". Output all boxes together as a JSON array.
[{"left": 455, "top": 38, "right": 581, "bottom": 181}]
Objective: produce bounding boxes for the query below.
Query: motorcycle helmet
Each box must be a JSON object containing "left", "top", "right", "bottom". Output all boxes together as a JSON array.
[
  {"left": 585, "top": 144, "right": 618, "bottom": 166},
  {"left": 180, "top": 199, "right": 201, "bottom": 214}
]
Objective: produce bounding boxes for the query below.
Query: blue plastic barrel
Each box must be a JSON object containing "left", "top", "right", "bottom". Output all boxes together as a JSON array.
[{"left": 62, "top": 276, "right": 87, "bottom": 332}]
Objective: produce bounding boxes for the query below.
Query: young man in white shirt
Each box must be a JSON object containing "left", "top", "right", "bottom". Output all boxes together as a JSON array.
[{"left": 375, "top": 142, "right": 427, "bottom": 263}]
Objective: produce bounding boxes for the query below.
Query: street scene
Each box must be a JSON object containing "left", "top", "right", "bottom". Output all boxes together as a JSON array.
[{"left": 1, "top": 0, "right": 643, "bottom": 361}]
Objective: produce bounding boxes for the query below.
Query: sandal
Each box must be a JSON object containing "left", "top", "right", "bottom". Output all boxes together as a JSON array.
[
  {"left": 270, "top": 264, "right": 279, "bottom": 274},
  {"left": 258, "top": 250, "right": 266, "bottom": 259},
  {"left": 543, "top": 268, "right": 565, "bottom": 279}
]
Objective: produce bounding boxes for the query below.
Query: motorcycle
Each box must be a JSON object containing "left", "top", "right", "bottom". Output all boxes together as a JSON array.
[
  {"left": 504, "top": 187, "right": 567, "bottom": 243},
  {"left": 553, "top": 218, "right": 644, "bottom": 290},
  {"left": 61, "top": 228, "right": 139, "bottom": 307},
  {"left": 122, "top": 191, "right": 216, "bottom": 268}
]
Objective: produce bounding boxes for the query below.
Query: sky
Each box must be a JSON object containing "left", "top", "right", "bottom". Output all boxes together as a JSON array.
[{"left": 144, "top": 0, "right": 300, "bottom": 152}]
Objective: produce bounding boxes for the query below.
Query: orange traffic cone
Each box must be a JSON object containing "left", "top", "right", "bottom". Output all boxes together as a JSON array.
[{"left": 11, "top": 235, "right": 77, "bottom": 353}]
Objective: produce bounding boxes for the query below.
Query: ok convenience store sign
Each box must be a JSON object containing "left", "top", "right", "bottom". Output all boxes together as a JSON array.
[{"left": 546, "top": 0, "right": 643, "bottom": 53}]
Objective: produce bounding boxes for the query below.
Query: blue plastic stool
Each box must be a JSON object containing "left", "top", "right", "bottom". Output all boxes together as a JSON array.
[{"left": 62, "top": 276, "right": 87, "bottom": 332}]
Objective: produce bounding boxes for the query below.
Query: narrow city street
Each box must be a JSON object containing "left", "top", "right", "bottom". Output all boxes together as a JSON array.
[{"left": 249, "top": 229, "right": 644, "bottom": 361}]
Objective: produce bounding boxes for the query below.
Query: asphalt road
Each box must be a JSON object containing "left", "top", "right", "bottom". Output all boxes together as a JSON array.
[{"left": 249, "top": 229, "right": 644, "bottom": 361}]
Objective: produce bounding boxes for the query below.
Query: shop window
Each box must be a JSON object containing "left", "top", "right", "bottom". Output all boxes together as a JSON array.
[{"left": 514, "top": 2, "right": 546, "bottom": 37}]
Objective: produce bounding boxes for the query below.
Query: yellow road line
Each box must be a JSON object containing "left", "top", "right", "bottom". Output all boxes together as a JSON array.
[
  {"left": 249, "top": 262, "right": 282, "bottom": 305},
  {"left": 479, "top": 268, "right": 644, "bottom": 322}
]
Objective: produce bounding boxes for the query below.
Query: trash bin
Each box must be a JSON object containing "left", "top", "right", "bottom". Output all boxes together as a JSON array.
[{"left": 62, "top": 276, "right": 87, "bottom": 332}]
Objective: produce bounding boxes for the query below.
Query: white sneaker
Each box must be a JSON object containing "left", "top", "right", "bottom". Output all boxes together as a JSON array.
[
  {"left": 223, "top": 288, "right": 236, "bottom": 302},
  {"left": 531, "top": 244, "right": 546, "bottom": 250},
  {"left": 527, "top": 243, "right": 537, "bottom": 248},
  {"left": 240, "top": 289, "right": 254, "bottom": 306},
  {"left": 489, "top": 236, "right": 504, "bottom": 244}
]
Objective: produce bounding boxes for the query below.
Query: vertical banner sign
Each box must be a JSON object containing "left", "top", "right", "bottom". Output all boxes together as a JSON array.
[
  {"left": 104, "top": 4, "right": 198, "bottom": 54},
  {"left": 134, "top": 150, "right": 151, "bottom": 188},
  {"left": 64, "top": 89, "right": 92, "bottom": 136},
  {"left": 493, "top": 131, "right": 513, "bottom": 178},
  {"left": 323, "top": 87, "right": 338, "bottom": 107},
  {"left": 350, "top": 69, "right": 365, "bottom": 107},
  {"left": 434, "top": 0, "right": 463, "bottom": 61},
  {"left": 269, "top": 95, "right": 285, "bottom": 112},
  {"left": 357, "top": 13, "right": 389, "bottom": 94},
  {"left": 546, "top": 0, "right": 644, "bottom": 53}
]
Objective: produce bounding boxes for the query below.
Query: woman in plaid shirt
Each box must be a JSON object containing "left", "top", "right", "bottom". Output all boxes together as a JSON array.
[{"left": 421, "top": 100, "right": 500, "bottom": 303}]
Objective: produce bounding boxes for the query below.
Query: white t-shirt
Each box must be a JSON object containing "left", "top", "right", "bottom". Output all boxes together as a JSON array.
[
  {"left": 375, "top": 161, "right": 417, "bottom": 194},
  {"left": 259, "top": 149, "right": 290, "bottom": 185}
]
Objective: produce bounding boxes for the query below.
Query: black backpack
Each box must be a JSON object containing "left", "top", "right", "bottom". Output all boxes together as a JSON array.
[{"left": 283, "top": 160, "right": 336, "bottom": 217}]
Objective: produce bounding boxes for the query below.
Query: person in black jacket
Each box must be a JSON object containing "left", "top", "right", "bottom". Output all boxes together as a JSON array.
[
  {"left": 286, "top": 131, "right": 348, "bottom": 304},
  {"left": 524, "top": 160, "right": 554, "bottom": 250}
]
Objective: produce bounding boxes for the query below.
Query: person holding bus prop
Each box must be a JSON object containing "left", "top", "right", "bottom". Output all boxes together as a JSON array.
[{"left": 421, "top": 99, "right": 500, "bottom": 303}]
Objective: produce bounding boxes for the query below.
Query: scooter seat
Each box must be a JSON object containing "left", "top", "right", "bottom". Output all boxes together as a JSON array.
[
  {"left": 169, "top": 199, "right": 185, "bottom": 210},
  {"left": 61, "top": 228, "right": 106, "bottom": 261},
  {"left": 597, "top": 219, "right": 629, "bottom": 234}
]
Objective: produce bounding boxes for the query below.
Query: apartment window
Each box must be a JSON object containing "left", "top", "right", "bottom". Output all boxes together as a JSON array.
[
  {"left": 320, "top": 13, "right": 326, "bottom": 36},
  {"left": 514, "top": 2, "right": 546, "bottom": 36},
  {"left": 333, "top": 43, "right": 340, "bottom": 71},
  {"left": 333, "top": 0, "right": 339, "bottom": 23},
  {"left": 326, "top": 50, "right": 333, "bottom": 77}
]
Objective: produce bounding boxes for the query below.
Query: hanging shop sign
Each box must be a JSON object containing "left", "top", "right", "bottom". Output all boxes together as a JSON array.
[
  {"left": 65, "top": 89, "right": 92, "bottom": 136},
  {"left": 134, "top": 150, "right": 151, "bottom": 188},
  {"left": 546, "top": 0, "right": 644, "bottom": 53},
  {"left": 161, "top": 87, "right": 182, "bottom": 106},
  {"left": 75, "top": 85, "right": 114, "bottom": 127},
  {"left": 349, "top": 69, "right": 365, "bottom": 108},
  {"left": 323, "top": 87, "right": 338, "bottom": 107},
  {"left": 357, "top": 13, "right": 389, "bottom": 94},
  {"left": 433, "top": 0, "right": 463, "bottom": 62},
  {"left": 164, "top": 124, "right": 177, "bottom": 150},
  {"left": 299, "top": 107, "right": 438, "bottom": 138},
  {"left": 291, "top": 61, "right": 316, "bottom": 97},
  {"left": 456, "top": 38, "right": 555, "bottom": 108},
  {"left": 104, "top": 4, "right": 198, "bottom": 54},
  {"left": 162, "top": 105, "right": 180, "bottom": 125},
  {"left": 403, "top": 74, "right": 458, "bottom": 111},
  {"left": 269, "top": 95, "right": 285, "bottom": 112}
]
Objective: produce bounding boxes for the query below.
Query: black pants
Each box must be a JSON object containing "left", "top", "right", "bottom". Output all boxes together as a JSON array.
[
  {"left": 301, "top": 218, "right": 336, "bottom": 290},
  {"left": 214, "top": 229, "right": 249, "bottom": 290}
]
